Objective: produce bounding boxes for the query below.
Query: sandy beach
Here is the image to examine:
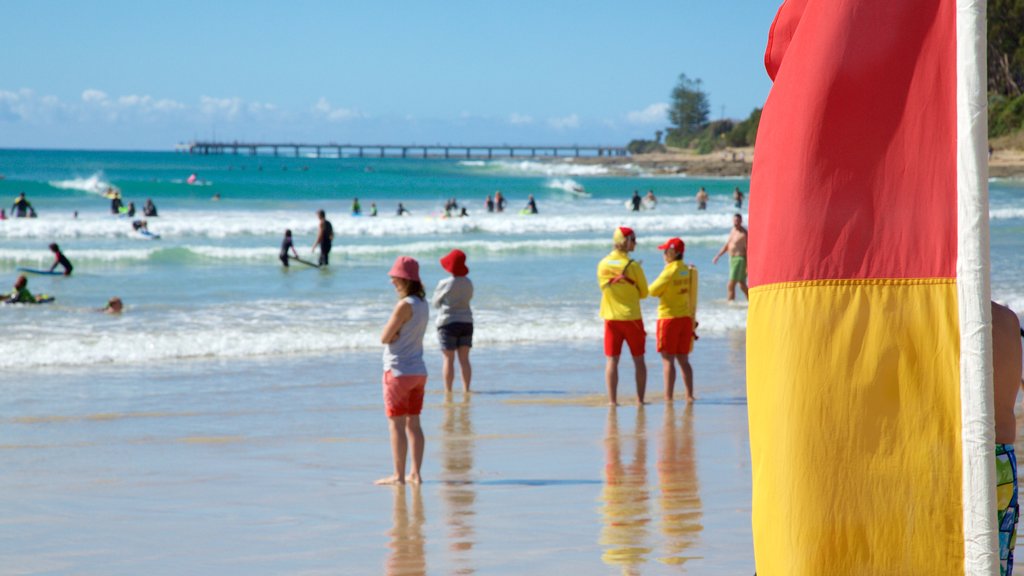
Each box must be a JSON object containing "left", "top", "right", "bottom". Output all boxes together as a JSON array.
[{"left": 1, "top": 338, "right": 753, "bottom": 575}]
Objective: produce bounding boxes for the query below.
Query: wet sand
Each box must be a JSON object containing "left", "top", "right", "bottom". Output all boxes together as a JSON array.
[{"left": 1, "top": 336, "right": 753, "bottom": 575}]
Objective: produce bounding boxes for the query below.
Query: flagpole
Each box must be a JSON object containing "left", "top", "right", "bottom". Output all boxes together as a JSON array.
[{"left": 956, "top": 0, "right": 997, "bottom": 573}]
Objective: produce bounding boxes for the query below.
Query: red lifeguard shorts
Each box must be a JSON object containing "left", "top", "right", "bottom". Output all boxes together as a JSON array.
[
  {"left": 382, "top": 370, "right": 427, "bottom": 418},
  {"left": 604, "top": 319, "right": 646, "bottom": 357},
  {"left": 657, "top": 317, "right": 694, "bottom": 355}
]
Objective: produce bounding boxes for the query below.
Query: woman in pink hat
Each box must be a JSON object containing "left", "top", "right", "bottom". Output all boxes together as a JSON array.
[
  {"left": 376, "top": 256, "right": 429, "bottom": 485},
  {"left": 432, "top": 249, "right": 474, "bottom": 393}
]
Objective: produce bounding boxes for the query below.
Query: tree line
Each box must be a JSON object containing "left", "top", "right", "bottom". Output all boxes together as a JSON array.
[{"left": 632, "top": 9, "right": 1024, "bottom": 155}]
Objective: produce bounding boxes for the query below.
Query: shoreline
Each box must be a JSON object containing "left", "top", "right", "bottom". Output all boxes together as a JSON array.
[{"left": 566, "top": 147, "right": 1024, "bottom": 179}]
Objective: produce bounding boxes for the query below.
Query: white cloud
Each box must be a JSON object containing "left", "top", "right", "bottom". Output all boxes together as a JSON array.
[
  {"left": 626, "top": 103, "right": 669, "bottom": 125},
  {"left": 547, "top": 113, "right": 579, "bottom": 130},
  {"left": 200, "top": 96, "right": 243, "bottom": 120},
  {"left": 81, "top": 89, "right": 109, "bottom": 104},
  {"left": 508, "top": 113, "right": 533, "bottom": 125},
  {"left": 313, "top": 97, "right": 361, "bottom": 122}
]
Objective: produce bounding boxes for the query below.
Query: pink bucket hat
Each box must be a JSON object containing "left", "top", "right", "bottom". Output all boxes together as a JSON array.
[{"left": 388, "top": 256, "right": 421, "bottom": 282}]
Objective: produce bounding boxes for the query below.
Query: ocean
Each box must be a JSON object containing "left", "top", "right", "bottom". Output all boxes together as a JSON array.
[{"left": 2, "top": 148, "right": 1022, "bottom": 574}]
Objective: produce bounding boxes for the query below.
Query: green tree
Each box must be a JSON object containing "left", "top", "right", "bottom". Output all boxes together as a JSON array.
[
  {"left": 666, "top": 74, "right": 710, "bottom": 146},
  {"left": 988, "top": 0, "right": 1024, "bottom": 97}
]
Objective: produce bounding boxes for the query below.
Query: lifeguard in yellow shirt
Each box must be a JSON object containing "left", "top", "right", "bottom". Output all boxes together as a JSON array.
[
  {"left": 597, "top": 226, "right": 649, "bottom": 406},
  {"left": 649, "top": 237, "right": 698, "bottom": 403}
]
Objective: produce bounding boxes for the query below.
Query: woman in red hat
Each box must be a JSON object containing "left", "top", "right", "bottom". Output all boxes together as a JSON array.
[
  {"left": 377, "top": 256, "right": 429, "bottom": 485},
  {"left": 432, "top": 249, "right": 474, "bottom": 393}
]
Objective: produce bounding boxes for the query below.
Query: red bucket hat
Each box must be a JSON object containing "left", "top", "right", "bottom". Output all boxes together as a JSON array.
[
  {"left": 440, "top": 249, "right": 469, "bottom": 277},
  {"left": 388, "top": 256, "right": 421, "bottom": 283}
]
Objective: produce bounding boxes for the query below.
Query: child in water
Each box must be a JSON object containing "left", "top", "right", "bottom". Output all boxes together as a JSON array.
[
  {"left": 48, "top": 243, "right": 73, "bottom": 276},
  {"left": 6, "top": 275, "right": 47, "bottom": 304}
]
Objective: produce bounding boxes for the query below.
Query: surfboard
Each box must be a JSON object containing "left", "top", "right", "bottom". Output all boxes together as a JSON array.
[
  {"left": 136, "top": 229, "right": 161, "bottom": 239},
  {"left": 16, "top": 267, "right": 63, "bottom": 276},
  {"left": 3, "top": 294, "right": 54, "bottom": 305}
]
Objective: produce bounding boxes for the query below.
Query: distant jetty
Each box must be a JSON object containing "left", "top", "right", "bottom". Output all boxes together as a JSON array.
[{"left": 181, "top": 141, "right": 630, "bottom": 159}]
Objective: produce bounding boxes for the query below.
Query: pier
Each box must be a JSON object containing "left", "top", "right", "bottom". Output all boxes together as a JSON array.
[{"left": 183, "top": 141, "right": 629, "bottom": 159}]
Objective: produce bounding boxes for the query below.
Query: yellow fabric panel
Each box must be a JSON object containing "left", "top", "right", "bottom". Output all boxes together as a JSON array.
[{"left": 747, "top": 279, "right": 962, "bottom": 575}]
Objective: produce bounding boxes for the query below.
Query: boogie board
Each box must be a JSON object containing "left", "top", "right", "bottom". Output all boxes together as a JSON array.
[
  {"left": 136, "top": 229, "right": 161, "bottom": 240},
  {"left": 3, "top": 294, "right": 54, "bottom": 305},
  {"left": 16, "top": 267, "right": 63, "bottom": 276}
]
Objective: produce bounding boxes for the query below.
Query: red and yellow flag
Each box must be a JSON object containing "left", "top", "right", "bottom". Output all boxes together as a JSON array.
[{"left": 748, "top": 0, "right": 994, "bottom": 573}]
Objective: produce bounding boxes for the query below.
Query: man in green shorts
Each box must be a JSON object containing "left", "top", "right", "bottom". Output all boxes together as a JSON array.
[{"left": 712, "top": 213, "right": 748, "bottom": 301}]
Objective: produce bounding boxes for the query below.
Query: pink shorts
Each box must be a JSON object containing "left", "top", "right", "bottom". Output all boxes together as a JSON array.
[
  {"left": 657, "top": 317, "right": 694, "bottom": 355},
  {"left": 382, "top": 370, "right": 427, "bottom": 418},
  {"left": 604, "top": 319, "right": 646, "bottom": 357}
]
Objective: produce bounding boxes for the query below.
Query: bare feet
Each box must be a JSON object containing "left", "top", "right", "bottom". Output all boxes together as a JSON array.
[
  {"left": 405, "top": 473, "right": 422, "bottom": 485},
  {"left": 374, "top": 474, "right": 405, "bottom": 486},
  {"left": 686, "top": 395, "right": 696, "bottom": 403}
]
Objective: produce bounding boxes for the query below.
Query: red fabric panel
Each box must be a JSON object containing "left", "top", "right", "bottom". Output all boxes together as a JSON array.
[{"left": 750, "top": 0, "right": 957, "bottom": 286}]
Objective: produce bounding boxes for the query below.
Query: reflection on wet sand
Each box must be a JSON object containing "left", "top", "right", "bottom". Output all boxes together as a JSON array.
[
  {"left": 599, "top": 407, "right": 652, "bottom": 572},
  {"left": 657, "top": 403, "right": 703, "bottom": 565},
  {"left": 441, "top": 393, "right": 476, "bottom": 574},
  {"left": 385, "top": 486, "right": 426, "bottom": 576}
]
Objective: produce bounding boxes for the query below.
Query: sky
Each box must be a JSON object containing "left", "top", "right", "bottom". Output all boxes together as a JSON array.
[{"left": 1, "top": 1, "right": 782, "bottom": 150}]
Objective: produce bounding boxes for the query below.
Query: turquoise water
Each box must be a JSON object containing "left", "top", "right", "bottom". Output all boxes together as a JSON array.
[{"left": 0, "top": 149, "right": 763, "bottom": 370}]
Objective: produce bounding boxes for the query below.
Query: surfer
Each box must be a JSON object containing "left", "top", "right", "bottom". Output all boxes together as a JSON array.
[
  {"left": 187, "top": 173, "right": 198, "bottom": 185},
  {"left": 376, "top": 256, "right": 429, "bottom": 486},
  {"left": 597, "top": 227, "right": 649, "bottom": 406},
  {"left": 352, "top": 198, "right": 362, "bottom": 216},
  {"left": 524, "top": 194, "right": 538, "bottom": 215},
  {"left": 132, "top": 219, "right": 150, "bottom": 233},
  {"left": 312, "top": 209, "right": 334, "bottom": 266},
  {"left": 396, "top": 203, "right": 411, "bottom": 217},
  {"left": 696, "top": 187, "right": 709, "bottom": 211},
  {"left": 645, "top": 190, "right": 657, "bottom": 209},
  {"left": 143, "top": 198, "right": 158, "bottom": 217},
  {"left": 6, "top": 275, "right": 47, "bottom": 304},
  {"left": 125, "top": 202, "right": 136, "bottom": 217},
  {"left": 485, "top": 195, "right": 495, "bottom": 213},
  {"left": 630, "top": 190, "right": 642, "bottom": 212},
  {"left": 733, "top": 186, "right": 745, "bottom": 209},
  {"left": 280, "top": 229, "right": 299, "bottom": 267},
  {"left": 495, "top": 191, "right": 506, "bottom": 213},
  {"left": 110, "top": 193, "right": 123, "bottom": 215},
  {"left": 712, "top": 213, "right": 749, "bottom": 301},
  {"left": 0, "top": 209, "right": 6, "bottom": 220},
  {"left": 369, "top": 202, "right": 378, "bottom": 217},
  {"left": 432, "top": 249, "right": 474, "bottom": 393},
  {"left": 649, "top": 238, "right": 698, "bottom": 403},
  {"left": 11, "top": 192, "right": 33, "bottom": 218},
  {"left": 47, "top": 243, "right": 73, "bottom": 276}
]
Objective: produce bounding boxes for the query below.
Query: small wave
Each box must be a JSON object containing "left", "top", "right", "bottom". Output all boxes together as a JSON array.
[
  {"left": 0, "top": 210, "right": 742, "bottom": 240},
  {"left": 991, "top": 208, "right": 1024, "bottom": 220},
  {"left": 458, "top": 160, "right": 487, "bottom": 167},
  {"left": 489, "top": 160, "right": 611, "bottom": 177},
  {"left": 48, "top": 172, "right": 114, "bottom": 195},
  {"left": 545, "top": 178, "right": 589, "bottom": 197},
  {"left": 0, "top": 297, "right": 748, "bottom": 369}
]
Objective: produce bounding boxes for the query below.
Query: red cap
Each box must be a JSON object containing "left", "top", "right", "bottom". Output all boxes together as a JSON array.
[
  {"left": 658, "top": 237, "right": 685, "bottom": 254},
  {"left": 440, "top": 249, "right": 469, "bottom": 277}
]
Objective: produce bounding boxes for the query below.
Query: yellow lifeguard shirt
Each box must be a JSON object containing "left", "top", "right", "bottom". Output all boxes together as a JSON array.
[
  {"left": 597, "top": 249, "right": 648, "bottom": 320},
  {"left": 649, "top": 260, "right": 697, "bottom": 319}
]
